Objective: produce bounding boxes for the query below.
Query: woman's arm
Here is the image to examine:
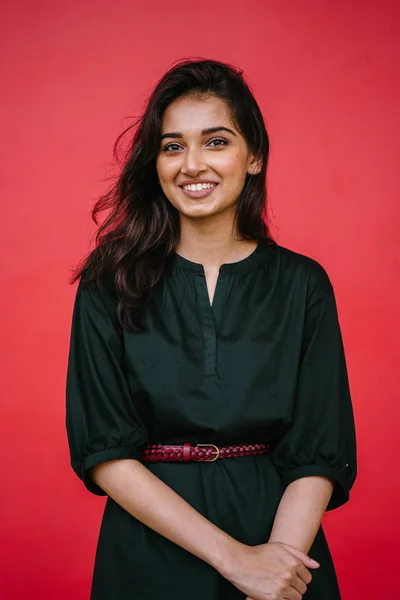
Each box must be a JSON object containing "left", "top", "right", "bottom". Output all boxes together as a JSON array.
[
  {"left": 92, "top": 459, "right": 319, "bottom": 599},
  {"left": 243, "top": 476, "right": 333, "bottom": 600},
  {"left": 268, "top": 475, "right": 334, "bottom": 552},
  {"left": 90, "top": 457, "right": 241, "bottom": 572}
]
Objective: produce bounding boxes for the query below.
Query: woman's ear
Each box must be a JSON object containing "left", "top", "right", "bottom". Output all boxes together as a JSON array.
[{"left": 247, "top": 153, "right": 263, "bottom": 176}]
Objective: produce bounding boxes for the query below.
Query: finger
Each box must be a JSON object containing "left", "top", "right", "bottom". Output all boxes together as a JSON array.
[
  {"left": 278, "top": 542, "right": 320, "bottom": 568},
  {"left": 292, "top": 574, "right": 308, "bottom": 596},
  {"left": 282, "top": 587, "right": 303, "bottom": 600},
  {"left": 296, "top": 561, "right": 313, "bottom": 585}
]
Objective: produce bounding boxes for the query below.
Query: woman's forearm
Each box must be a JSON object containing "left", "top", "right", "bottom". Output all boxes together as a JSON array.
[
  {"left": 268, "top": 476, "right": 335, "bottom": 553},
  {"left": 90, "top": 458, "right": 241, "bottom": 573}
]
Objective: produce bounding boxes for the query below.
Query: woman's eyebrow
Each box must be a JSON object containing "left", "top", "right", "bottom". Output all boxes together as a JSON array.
[{"left": 160, "top": 126, "right": 237, "bottom": 141}]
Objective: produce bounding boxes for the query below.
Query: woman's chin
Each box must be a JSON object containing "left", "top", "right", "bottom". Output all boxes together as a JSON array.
[{"left": 178, "top": 204, "right": 224, "bottom": 219}]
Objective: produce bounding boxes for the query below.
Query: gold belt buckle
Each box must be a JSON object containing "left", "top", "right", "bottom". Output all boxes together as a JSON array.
[{"left": 197, "top": 443, "right": 220, "bottom": 461}]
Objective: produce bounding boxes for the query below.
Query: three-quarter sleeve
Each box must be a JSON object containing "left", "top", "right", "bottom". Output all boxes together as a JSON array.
[
  {"left": 270, "top": 268, "right": 357, "bottom": 511},
  {"left": 65, "top": 276, "right": 149, "bottom": 495}
]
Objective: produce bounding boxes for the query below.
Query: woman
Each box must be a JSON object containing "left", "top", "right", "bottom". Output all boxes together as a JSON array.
[{"left": 65, "top": 58, "right": 357, "bottom": 600}]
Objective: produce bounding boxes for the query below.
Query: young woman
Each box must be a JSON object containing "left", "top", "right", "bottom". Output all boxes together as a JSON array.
[{"left": 65, "top": 58, "right": 357, "bottom": 600}]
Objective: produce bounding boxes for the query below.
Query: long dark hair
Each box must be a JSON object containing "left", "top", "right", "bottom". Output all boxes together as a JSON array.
[{"left": 69, "top": 57, "right": 277, "bottom": 333}]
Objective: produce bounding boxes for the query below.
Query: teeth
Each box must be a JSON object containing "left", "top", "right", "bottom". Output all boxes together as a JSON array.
[{"left": 182, "top": 183, "right": 217, "bottom": 191}]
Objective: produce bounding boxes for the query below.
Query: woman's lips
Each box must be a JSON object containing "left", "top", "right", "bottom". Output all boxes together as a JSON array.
[{"left": 179, "top": 184, "right": 219, "bottom": 199}]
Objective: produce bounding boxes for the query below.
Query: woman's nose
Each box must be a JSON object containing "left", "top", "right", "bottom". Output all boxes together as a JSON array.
[{"left": 182, "top": 147, "right": 207, "bottom": 173}]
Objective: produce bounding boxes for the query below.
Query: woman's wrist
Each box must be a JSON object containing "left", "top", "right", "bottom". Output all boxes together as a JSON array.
[{"left": 212, "top": 535, "right": 247, "bottom": 578}]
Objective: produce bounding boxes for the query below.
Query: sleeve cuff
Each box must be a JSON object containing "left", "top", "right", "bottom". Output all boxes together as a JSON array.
[
  {"left": 79, "top": 446, "right": 145, "bottom": 496},
  {"left": 277, "top": 464, "right": 351, "bottom": 511}
]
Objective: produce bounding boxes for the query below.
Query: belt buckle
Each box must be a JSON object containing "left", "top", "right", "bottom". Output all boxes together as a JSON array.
[{"left": 197, "top": 443, "right": 220, "bottom": 461}]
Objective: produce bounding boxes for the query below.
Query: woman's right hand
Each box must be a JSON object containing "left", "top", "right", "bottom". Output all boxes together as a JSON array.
[{"left": 218, "top": 540, "right": 320, "bottom": 600}]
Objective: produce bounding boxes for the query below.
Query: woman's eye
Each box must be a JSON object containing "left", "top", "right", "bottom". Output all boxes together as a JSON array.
[
  {"left": 208, "top": 137, "right": 228, "bottom": 148},
  {"left": 162, "top": 143, "right": 181, "bottom": 152},
  {"left": 162, "top": 138, "right": 228, "bottom": 152}
]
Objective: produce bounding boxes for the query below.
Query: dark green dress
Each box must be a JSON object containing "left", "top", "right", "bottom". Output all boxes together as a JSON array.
[{"left": 65, "top": 241, "right": 357, "bottom": 600}]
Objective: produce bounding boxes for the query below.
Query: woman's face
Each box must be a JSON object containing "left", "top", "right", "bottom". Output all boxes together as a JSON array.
[{"left": 156, "top": 94, "right": 261, "bottom": 221}]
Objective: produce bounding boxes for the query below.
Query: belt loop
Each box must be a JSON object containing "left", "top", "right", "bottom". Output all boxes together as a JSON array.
[{"left": 183, "top": 442, "right": 191, "bottom": 462}]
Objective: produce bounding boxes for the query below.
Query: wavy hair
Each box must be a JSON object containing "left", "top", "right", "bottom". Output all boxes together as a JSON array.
[{"left": 69, "top": 57, "right": 277, "bottom": 332}]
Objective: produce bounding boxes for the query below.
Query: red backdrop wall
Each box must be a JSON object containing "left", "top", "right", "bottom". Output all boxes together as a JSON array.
[{"left": 1, "top": 1, "right": 398, "bottom": 598}]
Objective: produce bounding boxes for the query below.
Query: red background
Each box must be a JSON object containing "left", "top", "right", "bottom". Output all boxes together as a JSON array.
[{"left": 1, "top": 1, "right": 398, "bottom": 598}]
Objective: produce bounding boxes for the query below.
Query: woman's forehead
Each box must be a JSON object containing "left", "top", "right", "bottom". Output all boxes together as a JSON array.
[{"left": 161, "top": 96, "right": 236, "bottom": 135}]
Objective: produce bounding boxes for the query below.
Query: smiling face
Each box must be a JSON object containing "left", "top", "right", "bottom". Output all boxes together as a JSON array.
[{"left": 156, "top": 94, "right": 261, "bottom": 223}]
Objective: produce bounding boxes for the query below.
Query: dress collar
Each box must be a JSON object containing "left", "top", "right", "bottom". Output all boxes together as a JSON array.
[{"left": 169, "top": 240, "right": 273, "bottom": 274}]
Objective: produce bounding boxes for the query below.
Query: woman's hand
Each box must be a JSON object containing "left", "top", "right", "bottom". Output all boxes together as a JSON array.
[{"left": 218, "top": 540, "right": 320, "bottom": 600}]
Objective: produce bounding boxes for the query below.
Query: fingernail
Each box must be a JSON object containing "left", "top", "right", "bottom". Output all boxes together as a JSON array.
[{"left": 311, "top": 559, "right": 320, "bottom": 566}]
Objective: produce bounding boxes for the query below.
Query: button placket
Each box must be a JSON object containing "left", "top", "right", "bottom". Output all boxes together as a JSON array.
[{"left": 194, "top": 272, "right": 231, "bottom": 377}]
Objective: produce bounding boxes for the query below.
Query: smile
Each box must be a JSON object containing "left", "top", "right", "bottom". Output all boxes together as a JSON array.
[{"left": 179, "top": 183, "right": 219, "bottom": 199}]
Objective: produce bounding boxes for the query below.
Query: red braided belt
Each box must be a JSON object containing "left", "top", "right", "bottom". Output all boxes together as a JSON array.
[{"left": 140, "top": 442, "right": 271, "bottom": 463}]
